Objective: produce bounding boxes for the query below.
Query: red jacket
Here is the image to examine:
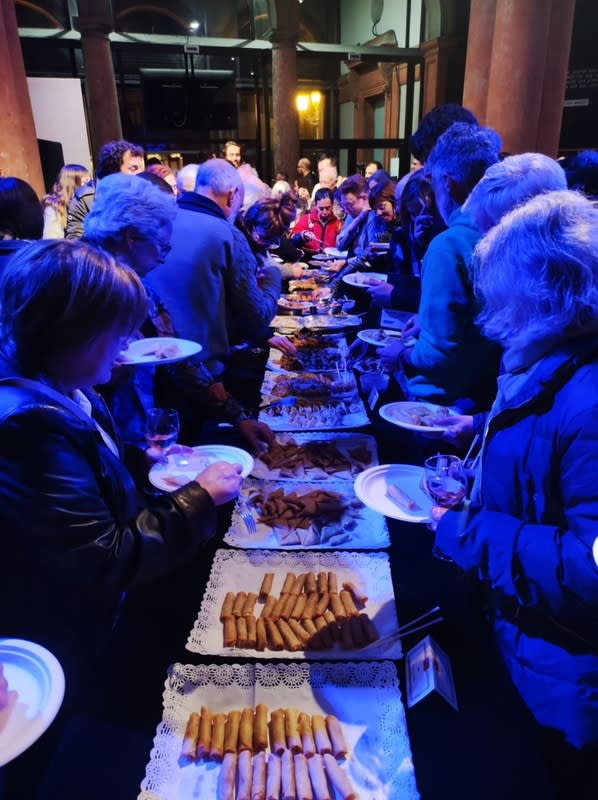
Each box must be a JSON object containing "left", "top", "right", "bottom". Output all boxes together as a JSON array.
[{"left": 292, "top": 207, "right": 343, "bottom": 253}]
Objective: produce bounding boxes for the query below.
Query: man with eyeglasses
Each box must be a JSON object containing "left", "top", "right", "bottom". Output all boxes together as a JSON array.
[{"left": 335, "top": 174, "right": 371, "bottom": 255}]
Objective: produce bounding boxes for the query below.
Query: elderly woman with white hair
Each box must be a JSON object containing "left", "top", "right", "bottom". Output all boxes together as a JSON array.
[{"left": 434, "top": 191, "right": 598, "bottom": 797}]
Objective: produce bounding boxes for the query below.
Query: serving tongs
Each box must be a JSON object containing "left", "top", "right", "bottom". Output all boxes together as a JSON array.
[{"left": 259, "top": 396, "right": 300, "bottom": 412}]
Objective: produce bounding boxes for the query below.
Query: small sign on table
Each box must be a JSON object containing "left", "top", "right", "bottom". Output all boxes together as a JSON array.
[{"left": 405, "top": 635, "right": 458, "bottom": 711}]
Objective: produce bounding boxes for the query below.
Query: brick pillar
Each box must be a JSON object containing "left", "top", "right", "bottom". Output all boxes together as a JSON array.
[
  {"left": 0, "top": 0, "right": 45, "bottom": 194},
  {"left": 270, "top": 0, "right": 299, "bottom": 184},
  {"left": 462, "top": 0, "right": 497, "bottom": 122}
]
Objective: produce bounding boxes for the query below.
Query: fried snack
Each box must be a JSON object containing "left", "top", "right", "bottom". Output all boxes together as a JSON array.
[
  {"left": 246, "top": 614, "right": 258, "bottom": 648},
  {"left": 280, "top": 593, "right": 297, "bottom": 621},
  {"left": 322, "top": 753, "right": 358, "bottom": 800},
  {"left": 298, "top": 712, "right": 316, "bottom": 758},
  {"left": 237, "top": 616, "right": 248, "bottom": 648},
  {"left": 271, "top": 594, "right": 287, "bottom": 621},
  {"left": 323, "top": 610, "right": 340, "bottom": 641},
  {"left": 259, "top": 573, "right": 274, "bottom": 601},
  {"left": 223, "top": 616, "right": 237, "bottom": 648},
  {"left": 254, "top": 703, "right": 269, "bottom": 752},
  {"left": 210, "top": 713, "right": 226, "bottom": 761},
  {"left": 232, "top": 592, "right": 247, "bottom": 617},
  {"left": 239, "top": 707, "right": 254, "bottom": 753},
  {"left": 285, "top": 707, "right": 302, "bottom": 754},
  {"left": 327, "top": 572, "right": 338, "bottom": 595},
  {"left": 266, "top": 753, "right": 282, "bottom": 800},
  {"left": 265, "top": 618, "right": 285, "bottom": 651},
  {"left": 288, "top": 618, "right": 311, "bottom": 647},
  {"left": 275, "top": 619, "right": 301, "bottom": 652},
  {"left": 256, "top": 617, "right": 268, "bottom": 651},
  {"left": 237, "top": 749, "right": 253, "bottom": 800},
  {"left": 281, "top": 572, "right": 296, "bottom": 594},
  {"left": 349, "top": 614, "right": 366, "bottom": 648},
  {"left": 290, "top": 593, "right": 307, "bottom": 620},
  {"left": 197, "top": 706, "right": 213, "bottom": 759},
  {"left": 339, "top": 590, "right": 359, "bottom": 618},
  {"left": 301, "top": 617, "right": 318, "bottom": 639},
  {"left": 340, "top": 619, "right": 354, "bottom": 650},
  {"left": 341, "top": 581, "right": 368, "bottom": 606},
  {"left": 294, "top": 753, "right": 313, "bottom": 800},
  {"left": 218, "top": 752, "right": 237, "bottom": 800},
  {"left": 325, "top": 715, "right": 348, "bottom": 759},
  {"left": 317, "top": 572, "right": 327, "bottom": 594},
  {"left": 313, "top": 616, "right": 333, "bottom": 649},
  {"left": 312, "top": 715, "right": 332, "bottom": 755},
  {"left": 307, "top": 753, "right": 331, "bottom": 800},
  {"left": 305, "top": 572, "right": 317, "bottom": 594},
  {"left": 181, "top": 711, "right": 199, "bottom": 760},
  {"left": 315, "top": 592, "right": 330, "bottom": 617},
  {"left": 243, "top": 592, "right": 258, "bottom": 617},
  {"left": 270, "top": 709, "right": 286, "bottom": 755},
  {"left": 224, "top": 710, "right": 241, "bottom": 754},
  {"left": 261, "top": 595, "right": 277, "bottom": 619},
  {"left": 302, "top": 592, "right": 319, "bottom": 620},
  {"left": 359, "top": 612, "right": 380, "bottom": 644},
  {"left": 290, "top": 573, "right": 306, "bottom": 595},
  {"left": 329, "top": 593, "right": 346, "bottom": 621},
  {"left": 281, "top": 749, "right": 296, "bottom": 800},
  {"left": 386, "top": 482, "right": 420, "bottom": 511},
  {"left": 220, "top": 592, "right": 235, "bottom": 621},
  {"left": 252, "top": 750, "right": 267, "bottom": 800}
]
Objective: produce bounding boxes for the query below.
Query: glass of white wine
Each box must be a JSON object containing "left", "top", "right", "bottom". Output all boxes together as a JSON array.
[
  {"left": 423, "top": 454, "right": 468, "bottom": 561},
  {"left": 145, "top": 408, "right": 180, "bottom": 454}
]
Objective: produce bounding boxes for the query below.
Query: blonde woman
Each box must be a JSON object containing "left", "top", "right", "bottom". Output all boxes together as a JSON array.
[{"left": 42, "top": 163, "right": 91, "bottom": 238}]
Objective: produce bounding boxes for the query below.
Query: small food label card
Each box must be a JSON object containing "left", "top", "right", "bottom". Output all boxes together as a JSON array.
[{"left": 405, "top": 635, "right": 458, "bottom": 711}]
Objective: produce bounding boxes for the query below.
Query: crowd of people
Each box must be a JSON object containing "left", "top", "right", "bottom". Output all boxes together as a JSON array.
[{"left": 1, "top": 108, "right": 597, "bottom": 799}]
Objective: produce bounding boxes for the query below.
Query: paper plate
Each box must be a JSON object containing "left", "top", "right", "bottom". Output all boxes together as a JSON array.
[
  {"left": 354, "top": 463, "right": 433, "bottom": 523},
  {"left": 379, "top": 401, "right": 458, "bottom": 433},
  {"left": 342, "top": 272, "right": 386, "bottom": 288},
  {"left": 119, "top": 337, "right": 202, "bottom": 366},
  {"left": 149, "top": 445, "right": 254, "bottom": 491},
  {"left": 357, "top": 328, "right": 403, "bottom": 347},
  {"left": 0, "top": 638, "right": 65, "bottom": 767}
]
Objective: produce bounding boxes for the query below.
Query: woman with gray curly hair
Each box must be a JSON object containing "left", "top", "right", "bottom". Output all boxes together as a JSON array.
[{"left": 434, "top": 190, "right": 598, "bottom": 798}]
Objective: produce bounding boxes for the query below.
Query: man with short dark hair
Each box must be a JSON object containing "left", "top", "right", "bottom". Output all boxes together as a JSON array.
[
  {"left": 66, "top": 139, "right": 144, "bottom": 239},
  {"left": 223, "top": 140, "right": 242, "bottom": 168}
]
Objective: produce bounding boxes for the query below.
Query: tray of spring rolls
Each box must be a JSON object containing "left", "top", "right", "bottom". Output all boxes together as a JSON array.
[
  {"left": 258, "top": 371, "right": 369, "bottom": 431},
  {"left": 251, "top": 433, "right": 377, "bottom": 482},
  {"left": 187, "top": 549, "right": 402, "bottom": 660},
  {"left": 224, "top": 479, "right": 389, "bottom": 550},
  {"left": 267, "top": 332, "right": 347, "bottom": 374},
  {"left": 138, "top": 661, "right": 420, "bottom": 800},
  {"left": 271, "top": 315, "right": 362, "bottom": 333}
]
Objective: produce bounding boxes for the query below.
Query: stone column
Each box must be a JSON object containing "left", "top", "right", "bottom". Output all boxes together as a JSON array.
[
  {"left": 74, "top": 0, "right": 122, "bottom": 157},
  {"left": 420, "top": 36, "right": 458, "bottom": 114},
  {"left": 462, "top": 0, "right": 497, "bottom": 122},
  {"left": 270, "top": 0, "right": 299, "bottom": 184},
  {"left": 0, "top": 0, "right": 45, "bottom": 194}
]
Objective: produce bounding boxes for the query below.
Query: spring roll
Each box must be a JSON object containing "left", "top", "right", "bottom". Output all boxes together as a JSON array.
[
  {"left": 210, "top": 712, "right": 226, "bottom": 761},
  {"left": 290, "top": 593, "right": 307, "bottom": 620},
  {"left": 243, "top": 592, "right": 258, "bottom": 617},
  {"left": 301, "top": 618, "right": 318, "bottom": 638},
  {"left": 298, "top": 712, "right": 315, "bottom": 758},
  {"left": 266, "top": 752, "right": 282, "bottom": 800},
  {"left": 340, "top": 618, "right": 354, "bottom": 650},
  {"left": 245, "top": 614, "right": 257, "bottom": 648},
  {"left": 281, "top": 572, "right": 296, "bottom": 594},
  {"left": 284, "top": 707, "right": 302, "bottom": 754},
  {"left": 196, "top": 705, "right": 213, "bottom": 759},
  {"left": 302, "top": 592, "right": 319, "bottom": 620},
  {"left": 218, "top": 751, "right": 237, "bottom": 800},
  {"left": 272, "top": 594, "right": 287, "bottom": 622},
  {"left": 256, "top": 617, "right": 268, "bottom": 651},
  {"left": 270, "top": 708, "right": 287, "bottom": 755},
  {"left": 232, "top": 591, "right": 248, "bottom": 617},
  {"left": 325, "top": 715, "right": 348, "bottom": 759},
  {"left": 288, "top": 618, "right": 311, "bottom": 647},
  {"left": 315, "top": 592, "right": 330, "bottom": 617},
  {"left": 323, "top": 610, "right": 340, "bottom": 641},
  {"left": 181, "top": 711, "right": 199, "bottom": 760},
  {"left": 224, "top": 710, "right": 241, "bottom": 754},
  {"left": 340, "top": 590, "right": 359, "bottom": 618},
  {"left": 237, "top": 616, "right": 248, "bottom": 648},
  {"left": 277, "top": 619, "right": 303, "bottom": 652},
  {"left": 306, "top": 754, "right": 330, "bottom": 800},
  {"left": 280, "top": 593, "right": 297, "bottom": 621},
  {"left": 259, "top": 572, "right": 275, "bottom": 601},
  {"left": 261, "top": 594, "right": 277, "bottom": 619},
  {"left": 237, "top": 749, "right": 253, "bottom": 800},
  {"left": 305, "top": 572, "right": 317, "bottom": 594},
  {"left": 220, "top": 592, "right": 235, "bottom": 621},
  {"left": 281, "top": 749, "right": 296, "bottom": 800},
  {"left": 254, "top": 703, "right": 269, "bottom": 752},
  {"left": 313, "top": 616, "right": 333, "bottom": 649},
  {"left": 252, "top": 750, "right": 267, "bottom": 800},
  {"left": 329, "top": 593, "right": 347, "bottom": 621},
  {"left": 349, "top": 614, "right": 366, "bottom": 648},
  {"left": 265, "top": 618, "right": 285, "bottom": 651},
  {"left": 317, "top": 572, "right": 328, "bottom": 594},
  {"left": 359, "top": 612, "right": 380, "bottom": 644},
  {"left": 311, "top": 715, "right": 332, "bottom": 755},
  {"left": 322, "top": 753, "right": 358, "bottom": 800},
  {"left": 342, "top": 581, "right": 368, "bottom": 606},
  {"left": 293, "top": 753, "right": 313, "bottom": 800},
  {"left": 290, "top": 573, "right": 306, "bottom": 595},
  {"left": 223, "top": 616, "right": 237, "bottom": 648},
  {"left": 239, "top": 707, "right": 254, "bottom": 752},
  {"left": 386, "top": 482, "right": 420, "bottom": 511},
  {"left": 327, "top": 572, "right": 338, "bottom": 595}
]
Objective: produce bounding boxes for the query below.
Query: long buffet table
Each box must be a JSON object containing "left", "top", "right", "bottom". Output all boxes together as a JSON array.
[{"left": 0, "top": 311, "right": 558, "bottom": 800}]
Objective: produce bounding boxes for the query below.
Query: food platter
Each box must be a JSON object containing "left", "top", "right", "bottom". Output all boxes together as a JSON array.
[
  {"left": 149, "top": 445, "right": 254, "bottom": 491},
  {"left": 379, "top": 401, "right": 458, "bottom": 433},
  {"left": 119, "top": 337, "right": 202, "bottom": 366},
  {"left": 271, "top": 314, "right": 362, "bottom": 333},
  {"left": 354, "top": 464, "right": 434, "bottom": 523}
]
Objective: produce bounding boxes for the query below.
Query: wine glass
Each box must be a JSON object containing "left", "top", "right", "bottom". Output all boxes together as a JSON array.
[
  {"left": 422, "top": 454, "right": 468, "bottom": 561},
  {"left": 145, "top": 408, "right": 180, "bottom": 456}
]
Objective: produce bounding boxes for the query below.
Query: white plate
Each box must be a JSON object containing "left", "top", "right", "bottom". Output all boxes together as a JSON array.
[
  {"left": 0, "top": 638, "right": 65, "bottom": 767},
  {"left": 342, "top": 271, "right": 386, "bottom": 288},
  {"left": 120, "top": 337, "right": 202, "bottom": 366},
  {"left": 324, "top": 247, "right": 348, "bottom": 258},
  {"left": 379, "top": 309, "right": 413, "bottom": 330},
  {"left": 369, "top": 241, "right": 391, "bottom": 251},
  {"left": 354, "top": 464, "right": 433, "bottom": 523},
  {"left": 379, "top": 401, "right": 457, "bottom": 433},
  {"left": 149, "top": 445, "right": 254, "bottom": 491},
  {"left": 357, "top": 328, "right": 403, "bottom": 347}
]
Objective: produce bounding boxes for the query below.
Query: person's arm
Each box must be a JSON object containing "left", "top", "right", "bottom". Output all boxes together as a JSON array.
[{"left": 66, "top": 191, "right": 92, "bottom": 240}]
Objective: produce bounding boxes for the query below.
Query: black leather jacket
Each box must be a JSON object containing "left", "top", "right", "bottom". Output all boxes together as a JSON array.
[
  {"left": 65, "top": 180, "right": 96, "bottom": 239},
  {"left": 0, "top": 367, "right": 215, "bottom": 682}
]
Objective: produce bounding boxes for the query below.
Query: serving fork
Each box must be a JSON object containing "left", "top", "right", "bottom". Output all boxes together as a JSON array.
[{"left": 237, "top": 497, "right": 257, "bottom": 535}]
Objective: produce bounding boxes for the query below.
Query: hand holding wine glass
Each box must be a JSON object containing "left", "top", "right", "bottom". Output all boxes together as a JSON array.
[{"left": 422, "top": 454, "right": 468, "bottom": 561}]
